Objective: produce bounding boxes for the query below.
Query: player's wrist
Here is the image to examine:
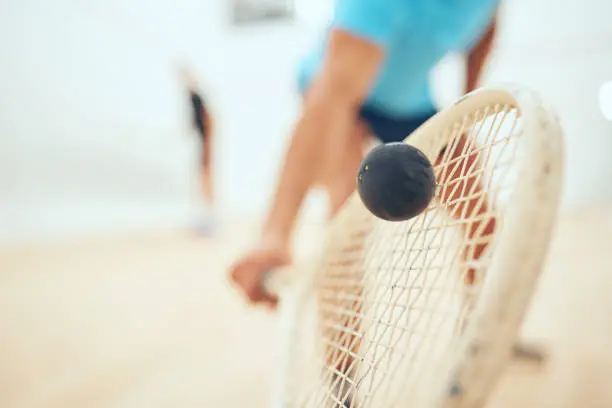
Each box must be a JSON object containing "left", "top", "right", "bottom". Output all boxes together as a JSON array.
[
  {"left": 259, "top": 229, "right": 291, "bottom": 254},
  {"left": 262, "top": 212, "right": 295, "bottom": 250}
]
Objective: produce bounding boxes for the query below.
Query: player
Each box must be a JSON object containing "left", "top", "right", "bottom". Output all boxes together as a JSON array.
[
  {"left": 179, "top": 67, "right": 216, "bottom": 230},
  {"left": 230, "top": 0, "right": 500, "bottom": 307}
]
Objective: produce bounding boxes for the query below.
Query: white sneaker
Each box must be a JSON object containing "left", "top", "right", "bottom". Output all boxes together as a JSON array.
[{"left": 193, "top": 214, "right": 219, "bottom": 236}]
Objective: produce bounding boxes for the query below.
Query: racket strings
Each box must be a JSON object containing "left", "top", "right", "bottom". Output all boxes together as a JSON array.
[
  {"left": 372, "top": 106, "right": 516, "bottom": 404},
  {"left": 315, "top": 208, "right": 458, "bottom": 406},
  {"left": 284, "top": 104, "right": 523, "bottom": 407},
  {"left": 340, "top": 115, "right": 478, "bottom": 399}
]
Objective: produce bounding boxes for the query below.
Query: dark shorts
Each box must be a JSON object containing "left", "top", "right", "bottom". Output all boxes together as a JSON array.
[{"left": 358, "top": 105, "right": 438, "bottom": 144}]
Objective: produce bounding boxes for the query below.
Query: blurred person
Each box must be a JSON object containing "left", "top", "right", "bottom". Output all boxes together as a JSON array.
[
  {"left": 179, "top": 66, "right": 217, "bottom": 234},
  {"left": 230, "top": 0, "right": 500, "bottom": 306}
]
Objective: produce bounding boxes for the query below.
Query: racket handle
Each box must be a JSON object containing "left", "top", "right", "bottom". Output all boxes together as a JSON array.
[{"left": 261, "top": 268, "right": 290, "bottom": 295}]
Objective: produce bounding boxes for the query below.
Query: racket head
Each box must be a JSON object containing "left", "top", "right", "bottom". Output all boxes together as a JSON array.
[{"left": 269, "top": 84, "right": 564, "bottom": 408}]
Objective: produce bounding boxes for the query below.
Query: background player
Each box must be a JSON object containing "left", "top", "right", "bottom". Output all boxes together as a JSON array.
[
  {"left": 230, "top": 0, "right": 500, "bottom": 306},
  {"left": 179, "top": 66, "right": 217, "bottom": 232}
]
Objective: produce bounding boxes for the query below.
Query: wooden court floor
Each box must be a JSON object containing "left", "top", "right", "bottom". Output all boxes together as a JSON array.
[{"left": 1, "top": 206, "right": 611, "bottom": 408}]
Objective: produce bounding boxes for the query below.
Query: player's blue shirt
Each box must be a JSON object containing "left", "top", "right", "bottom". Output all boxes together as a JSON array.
[{"left": 297, "top": 0, "right": 500, "bottom": 116}]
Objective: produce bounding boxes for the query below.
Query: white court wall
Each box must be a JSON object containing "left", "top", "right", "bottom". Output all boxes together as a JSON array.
[
  {"left": 489, "top": 0, "right": 612, "bottom": 207},
  {"left": 0, "top": 0, "right": 611, "bottom": 244}
]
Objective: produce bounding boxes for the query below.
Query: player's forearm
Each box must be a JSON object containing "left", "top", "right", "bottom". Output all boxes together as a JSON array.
[
  {"left": 262, "top": 29, "right": 384, "bottom": 247},
  {"left": 262, "top": 115, "right": 320, "bottom": 246},
  {"left": 262, "top": 98, "right": 355, "bottom": 246},
  {"left": 466, "top": 18, "right": 497, "bottom": 93}
]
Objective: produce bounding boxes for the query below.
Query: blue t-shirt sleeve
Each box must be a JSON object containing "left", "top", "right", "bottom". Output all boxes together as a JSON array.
[{"left": 331, "top": 0, "right": 405, "bottom": 47}]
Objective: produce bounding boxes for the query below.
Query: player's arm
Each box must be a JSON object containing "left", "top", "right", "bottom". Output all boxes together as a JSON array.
[
  {"left": 262, "top": 29, "right": 385, "bottom": 248},
  {"left": 458, "top": 13, "right": 499, "bottom": 281},
  {"left": 202, "top": 104, "right": 213, "bottom": 140},
  {"left": 203, "top": 106, "right": 214, "bottom": 164},
  {"left": 466, "top": 16, "right": 498, "bottom": 93},
  {"left": 230, "top": 0, "right": 400, "bottom": 307}
]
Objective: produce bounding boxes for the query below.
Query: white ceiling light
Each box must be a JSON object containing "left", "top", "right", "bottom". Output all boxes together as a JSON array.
[{"left": 598, "top": 81, "right": 612, "bottom": 121}]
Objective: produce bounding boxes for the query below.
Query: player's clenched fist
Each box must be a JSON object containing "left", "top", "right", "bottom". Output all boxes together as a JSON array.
[{"left": 229, "top": 243, "right": 290, "bottom": 309}]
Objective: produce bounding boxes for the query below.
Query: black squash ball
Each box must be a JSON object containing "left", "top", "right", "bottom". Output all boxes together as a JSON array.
[{"left": 357, "top": 143, "right": 436, "bottom": 222}]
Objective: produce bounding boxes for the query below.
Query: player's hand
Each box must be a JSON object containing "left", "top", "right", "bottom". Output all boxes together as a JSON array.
[{"left": 229, "top": 241, "right": 290, "bottom": 309}]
